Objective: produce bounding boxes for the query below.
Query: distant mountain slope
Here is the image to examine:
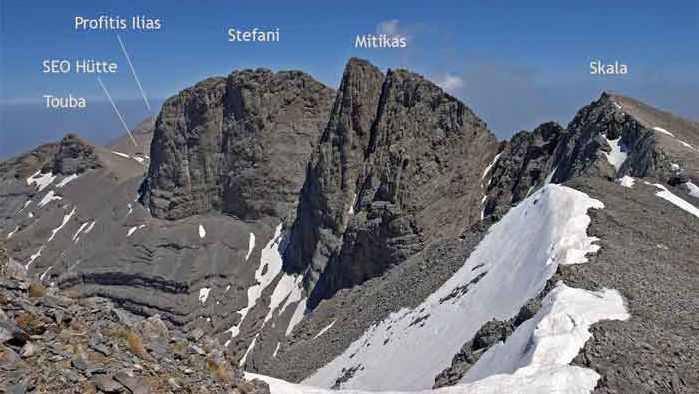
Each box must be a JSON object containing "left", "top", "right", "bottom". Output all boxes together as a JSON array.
[{"left": 1, "top": 59, "right": 697, "bottom": 394}]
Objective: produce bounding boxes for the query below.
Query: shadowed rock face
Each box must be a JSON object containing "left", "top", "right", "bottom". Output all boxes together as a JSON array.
[
  {"left": 141, "top": 70, "right": 335, "bottom": 221},
  {"left": 483, "top": 122, "right": 565, "bottom": 218},
  {"left": 284, "top": 58, "right": 500, "bottom": 308}
]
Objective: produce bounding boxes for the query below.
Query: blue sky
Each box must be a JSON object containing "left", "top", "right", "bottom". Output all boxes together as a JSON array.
[{"left": 1, "top": 0, "right": 698, "bottom": 157}]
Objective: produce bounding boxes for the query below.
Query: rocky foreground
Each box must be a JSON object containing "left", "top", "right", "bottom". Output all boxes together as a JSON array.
[{"left": 0, "top": 248, "right": 270, "bottom": 394}]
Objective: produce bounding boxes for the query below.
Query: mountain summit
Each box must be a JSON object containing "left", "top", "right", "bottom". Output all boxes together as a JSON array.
[{"left": 1, "top": 59, "right": 697, "bottom": 394}]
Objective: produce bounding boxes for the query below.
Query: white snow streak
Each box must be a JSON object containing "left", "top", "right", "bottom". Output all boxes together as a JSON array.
[
  {"left": 38, "top": 190, "right": 62, "bottom": 207},
  {"left": 27, "top": 171, "right": 56, "bottom": 192},
  {"left": 199, "top": 224, "right": 206, "bottom": 238},
  {"left": 199, "top": 287, "right": 211, "bottom": 303},
  {"left": 26, "top": 247, "right": 44, "bottom": 269},
  {"left": 313, "top": 320, "right": 337, "bottom": 339},
  {"left": 17, "top": 199, "right": 32, "bottom": 214},
  {"left": 652, "top": 183, "right": 699, "bottom": 218},
  {"left": 286, "top": 298, "right": 308, "bottom": 336},
  {"left": 348, "top": 193, "right": 357, "bottom": 215},
  {"left": 245, "top": 232, "right": 256, "bottom": 261},
  {"left": 72, "top": 222, "right": 89, "bottom": 242},
  {"left": 652, "top": 127, "right": 698, "bottom": 151},
  {"left": 48, "top": 207, "right": 76, "bottom": 242},
  {"left": 6, "top": 226, "right": 19, "bottom": 239},
  {"left": 111, "top": 151, "right": 131, "bottom": 158},
  {"left": 84, "top": 221, "right": 96, "bottom": 234},
  {"left": 39, "top": 266, "right": 54, "bottom": 281},
  {"left": 543, "top": 166, "right": 557, "bottom": 185},
  {"left": 272, "top": 342, "right": 281, "bottom": 358},
  {"left": 652, "top": 126, "right": 674, "bottom": 137},
  {"left": 617, "top": 176, "right": 635, "bottom": 188},
  {"left": 304, "top": 185, "right": 603, "bottom": 390},
  {"left": 56, "top": 174, "right": 79, "bottom": 188},
  {"left": 481, "top": 153, "right": 503, "bottom": 180},
  {"left": 239, "top": 333, "right": 259, "bottom": 367},
  {"left": 127, "top": 224, "right": 145, "bottom": 237}
]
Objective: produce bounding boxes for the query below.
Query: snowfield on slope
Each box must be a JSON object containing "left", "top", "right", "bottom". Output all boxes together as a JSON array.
[
  {"left": 249, "top": 281, "right": 629, "bottom": 393},
  {"left": 304, "top": 184, "right": 604, "bottom": 391}
]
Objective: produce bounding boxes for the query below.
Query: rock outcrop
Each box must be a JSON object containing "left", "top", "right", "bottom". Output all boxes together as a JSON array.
[
  {"left": 483, "top": 122, "right": 564, "bottom": 217},
  {"left": 0, "top": 248, "right": 271, "bottom": 394},
  {"left": 284, "top": 58, "right": 499, "bottom": 308},
  {"left": 141, "top": 70, "right": 335, "bottom": 221},
  {"left": 51, "top": 134, "right": 102, "bottom": 175}
]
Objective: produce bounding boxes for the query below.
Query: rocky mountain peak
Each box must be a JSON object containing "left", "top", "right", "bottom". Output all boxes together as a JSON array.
[
  {"left": 51, "top": 134, "right": 101, "bottom": 175},
  {"left": 141, "top": 68, "right": 335, "bottom": 220},
  {"left": 284, "top": 58, "right": 499, "bottom": 308}
]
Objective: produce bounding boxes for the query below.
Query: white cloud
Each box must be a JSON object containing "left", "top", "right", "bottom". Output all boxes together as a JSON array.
[
  {"left": 376, "top": 19, "right": 400, "bottom": 35},
  {"left": 435, "top": 73, "right": 464, "bottom": 93}
]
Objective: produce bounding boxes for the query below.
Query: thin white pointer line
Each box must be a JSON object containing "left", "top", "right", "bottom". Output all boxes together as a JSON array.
[
  {"left": 97, "top": 76, "right": 138, "bottom": 147},
  {"left": 117, "top": 34, "right": 152, "bottom": 113}
]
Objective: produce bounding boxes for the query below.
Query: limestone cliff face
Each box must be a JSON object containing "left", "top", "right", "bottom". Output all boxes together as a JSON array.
[
  {"left": 483, "top": 92, "right": 699, "bottom": 218},
  {"left": 141, "top": 70, "right": 335, "bottom": 221},
  {"left": 483, "top": 122, "right": 564, "bottom": 218},
  {"left": 284, "top": 58, "right": 500, "bottom": 308}
]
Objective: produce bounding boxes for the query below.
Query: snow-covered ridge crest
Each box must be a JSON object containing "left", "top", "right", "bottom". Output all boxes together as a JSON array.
[
  {"left": 250, "top": 282, "right": 629, "bottom": 394},
  {"left": 304, "top": 184, "right": 604, "bottom": 391}
]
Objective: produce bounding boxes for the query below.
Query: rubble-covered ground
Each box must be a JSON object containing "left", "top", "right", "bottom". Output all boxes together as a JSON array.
[{"left": 0, "top": 248, "right": 270, "bottom": 394}]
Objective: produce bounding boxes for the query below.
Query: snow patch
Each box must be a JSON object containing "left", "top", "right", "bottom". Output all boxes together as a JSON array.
[
  {"left": 678, "top": 140, "right": 699, "bottom": 151},
  {"left": 199, "top": 224, "right": 206, "bottom": 238},
  {"left": 686, "top": 181, "right": 699, "bottom": 198},
  {"left": 313, "top": 320, "right": 337, "bottom": 339},
  {"left": 245, "top": 232, "right": 256, "bottom": 261},
  {"left": 603, "top": 137, "right": 628, "bottom": 171},
  {"left": 6, "top": 226, "right": 20, "bottom": 239},
  {"left": 272, "top": 342, "right": 281, "bottom": 358},
  {"left": 304, "top": 185, "right": 603, "bottom": 390},
  {"left": 617, "top": 175, "right": 635, "bottom": 188},
  {"left": 84, "top": 221, "right": 96, "bottom": 234},
  {"left": 652, "top": 126, "right": 674, "bottom": 137},
  {"left": 199, "top": 287, "right": 211, "bottom": 303},
  {"left": 239, "top": 334, "right": 259, "bottom": 367},
  {"left": 226, "top": 225, "right": 284, "bottom": 343},
  {"left": 27, "top": 171, "right": 56, "bottom": 192},
  {"left": 652, "top": 183, "right": 699, "bottom": 218},
  {"left": 481, "top": 153, "right": 502, "bottom": 180},
  {"left": 461, "top": 282, "right": 629, "bottom": 383},
  {"left": 72, "top": 222, "right": 89, "bottom": 242},
  {"left": 250, "top": 368, "right": 599, "bottom": 394},
  {"left": 48, "top": 207, "right": 76, "bottom": 242},
  {"left": 111, "top": 151, "right": 131, "bottom": 158},
  {"left": 26, "top": 247, "right": 44, "bottom": 269},
  {"left": 543, "top": 166, "right": 557, "bottom": 185},
  {"left": 38, "top": 190, "right": 62, "bottom": 207},
  {"left": 127, "top": 224, "right": 145, "bottom": 237},
  {"left": 39, "top": 266, "right": 53, "bottom": 281},
  {"left": 286, "top": 298, "right": 308, "bottom": 336},
  {"left": 56, "top": 173, "right": 79, "bottom": 188},
  {"left": 264, "top": 273, "right": 304, "bottom": 325},
  {"left": 348, "top": 193, "right": 357, "bottom": 215},
  {"left": 17, "top": 199, "right": 32, "bottom": 215}
]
